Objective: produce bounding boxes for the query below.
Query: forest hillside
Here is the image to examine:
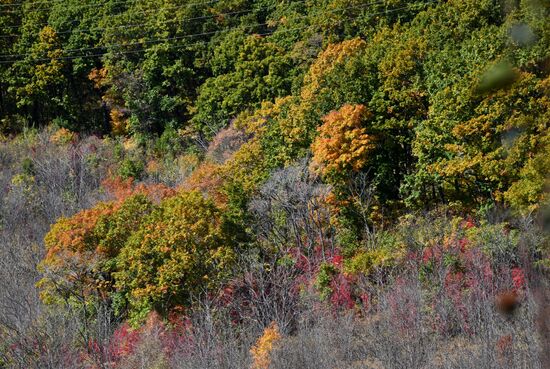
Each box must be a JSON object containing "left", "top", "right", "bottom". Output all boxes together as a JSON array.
[{"left": 0, "top": 0, "right": 549, "bottom": 368}]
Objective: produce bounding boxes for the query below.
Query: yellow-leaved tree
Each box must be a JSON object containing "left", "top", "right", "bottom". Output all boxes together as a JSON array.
[{"left": 250, "top": 322, "right": 282, "bottom": 369}]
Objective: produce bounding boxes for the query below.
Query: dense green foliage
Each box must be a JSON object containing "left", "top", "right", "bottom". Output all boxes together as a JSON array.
[{"left": 3, "top": 0, "right": 546, "bottom": 214}]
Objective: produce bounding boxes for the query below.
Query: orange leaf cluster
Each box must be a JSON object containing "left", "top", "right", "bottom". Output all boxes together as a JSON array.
[
  {"left": 41, "top": 177, "right": 177, "bottom": 299},
  {"left": 182, "top": 162, "right": 227, "bottom": 207},
  {"left": 44, "top": 202, "right": 117, "bottom": 262},
  {"left": 311, "top": 104, "right": 375, "bottom": 177},
  {"left": 102, "top": 176, "right": 176, "bottom": 203}
]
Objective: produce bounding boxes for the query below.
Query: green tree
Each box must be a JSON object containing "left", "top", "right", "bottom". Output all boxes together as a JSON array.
[
  {"left": 114, "top": 191, "right": 235, "bottom": 323},
  {"left": 192, "top": 33, "right": 293, "bottom": 138}
]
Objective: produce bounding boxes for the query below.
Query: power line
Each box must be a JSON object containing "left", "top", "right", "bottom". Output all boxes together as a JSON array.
[
  {"left": 0, "top": 1, "right": 435, "bottom": 63},
  {"left": 0, "top": 0, "right": 387, "bottom": 59},
  {"left": 0, "top": 1, "right": 437, "bottom": 64},
  {"left": 0, "top": 0, "right": 216, "bottom": 11},
  {"left": 1, "top": 0, "right": 135, "bottom": 11},
  {"left": 0, "top": 0, "right": 222, "bottom": 29},
  {"left": 0, "top": 0, "right": 305, "bottom": 39}
]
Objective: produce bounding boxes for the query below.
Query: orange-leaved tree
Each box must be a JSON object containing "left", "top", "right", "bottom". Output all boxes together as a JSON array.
[
  {"left": 38, "top": 179, "right": 175, "bottom": 307},
  {"left": 311, "top": 104, "right": 376, "bottom": 181},
  {"left": 39, "top": 185, "right": 236, "bottom": 325}
]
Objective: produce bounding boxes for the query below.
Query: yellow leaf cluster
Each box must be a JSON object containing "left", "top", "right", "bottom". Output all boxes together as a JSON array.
[
  {"left": 301, "top": 38, "right": 367, "bottom": 102},
  {"left": 50, "top": 127, "right": 76, "bottom": 145},
  {"left": 430, "top": 72, "right": 549, "bottom": 210},
  {"left": 279, "top": 38, "right": 367, "bottom": 146},
  {"left": 110, "top": 108, "right": 129, "bottom": 136},
  {"left": 250, "top": 322, "right": 282, "bottom": 369}
]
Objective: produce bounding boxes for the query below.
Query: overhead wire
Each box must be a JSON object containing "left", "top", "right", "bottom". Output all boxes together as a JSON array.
[
  {"left": 0, "top": 1, "right": 438, "bottom": 64},
  {"left": 1, "top": 0, "right": 142, "bottom": 12},
  {"left": 0, "top": 0, "right": 218, "bottom": 11},
  {"left": 0, "top": 0, "right": 224, "bottom": 31},
  {"left": 0, "top": 1, "right": 436, "bottom": 63},
  {"left": 0, "top": 0, "right": 306, "bottom": 37},
  {"left": 0, "top": 0, "right": 386, "bottom": 59}
]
